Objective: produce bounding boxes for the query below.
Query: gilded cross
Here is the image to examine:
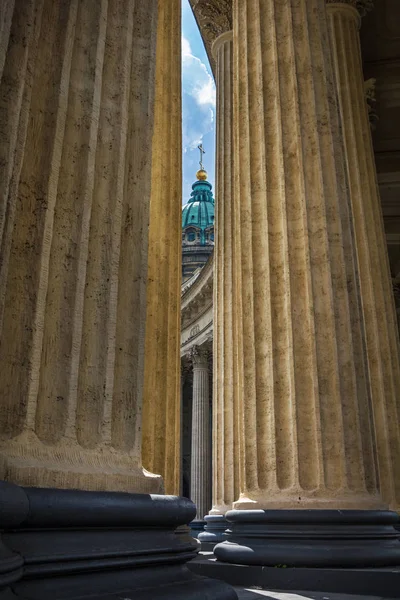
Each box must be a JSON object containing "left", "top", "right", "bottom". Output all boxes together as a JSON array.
[{"left": 197, "top": 143, "right": 205, "bottom": 170}]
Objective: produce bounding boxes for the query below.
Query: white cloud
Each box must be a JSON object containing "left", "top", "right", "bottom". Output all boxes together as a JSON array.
[
  {"left": 182, "top": 38, "right": 215, "bottom": 109},
  {"left": 195, "top": 78, "right": 215, "bottom": 106},
  {"left": 181, "top": 27, "right": 216, "bottom": 202},
  {"left": 181, "top": 35, "right": 216, "bottom": 154},
  {"left": 182, "top": 35, "right": 192, "bottom": 57}
]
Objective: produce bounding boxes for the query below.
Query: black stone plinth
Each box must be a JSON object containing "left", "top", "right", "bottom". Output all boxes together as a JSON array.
[
  {"left": 198, "top": 515, "right": 228, "bottom": 551},
  {"left": 189, "top": 519, "right": 206, "bottom": 538},
  {"left": 213, "top": 509, "right": 400, "bottom": 568},
  {"left": 0, "top": 481, "right": 237, "bottom": 600}
]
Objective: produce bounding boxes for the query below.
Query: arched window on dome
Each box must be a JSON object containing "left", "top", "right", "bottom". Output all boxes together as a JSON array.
[
  {"left": 210, "top": 229, "right": 214, "bottom": 242},
  {"left": 186, "top": 228, "right": 196, "bottom": 242}
]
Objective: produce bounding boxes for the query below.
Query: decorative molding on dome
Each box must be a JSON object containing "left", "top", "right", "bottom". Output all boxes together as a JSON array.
[
  {"left": 189, "top": 0, "right": 232, "bottom": 73},
  {"left": 181, "top": 175, "right": 215, "bottom": 266}
]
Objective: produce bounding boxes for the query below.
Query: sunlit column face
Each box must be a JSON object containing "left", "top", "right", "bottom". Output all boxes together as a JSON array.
[{"left": 0, "top": 0, "right": 163, "bottom": 494}]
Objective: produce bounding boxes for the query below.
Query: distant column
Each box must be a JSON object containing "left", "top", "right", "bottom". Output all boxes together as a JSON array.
[
  {"left": 210, "top": 30, "right": 238, "bottom": 517},
  {"left": 190, "top": 345, "right": 211, "bottom": 520},
  {"left": 326, "top": 0, "right": 400, "bottom": 511}
]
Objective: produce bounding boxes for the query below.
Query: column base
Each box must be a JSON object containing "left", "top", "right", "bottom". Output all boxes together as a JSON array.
[
  {"left": 175, "top": 524, "right": 201, "bottom": 549},
  {"left": 0, "top": 433, "right": 164, "bottom": 493},
  {"left": 198, "top": 515, "right": 228, "bottom": 550},
  {"left": 214, "top": 509, "right": 400, "bottom": 567},
  {"left": 0, "top": 482, "right": 237, "bottom": 600},
  {"left": 189, "top": 519, "right": 206, "bottom": 538}
]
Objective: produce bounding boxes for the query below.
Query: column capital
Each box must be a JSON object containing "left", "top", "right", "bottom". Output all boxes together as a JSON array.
[
  {"left": 357, "top": 0, "right": 374, "bottom": 16},
  {"left": 365, "top": 78, "right": 379, "bottom": 130},
  {"left": 189, "top": 0, "right": 232, "bottom": 73},
  {"left": 392, "top": 280, "right": 400, "bottom": 308},
  {"left": 212, "top": 30, "right": 233, "bottom": 60},
  {"left": 326, "top": 0, "right": 373, "bottom": 17},
  {"left": 190, "top": 345, "right": 209, "bottom": 367}
]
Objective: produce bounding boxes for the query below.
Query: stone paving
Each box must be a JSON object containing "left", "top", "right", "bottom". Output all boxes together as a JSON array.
[{"left": 234, "top": 589, "right": 399, "bottom": 600}]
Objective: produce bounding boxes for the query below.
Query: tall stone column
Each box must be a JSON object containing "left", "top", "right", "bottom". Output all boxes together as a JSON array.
[
  {"left": 142, "top": 0, "right": 182, "bottom": 496},
  {"left": 0, "top": 0, "right": 163, "bottom": 493},
  {"left": 326, "top": 0, "right": 400, "bottom": 511},
  {"left": 214, "top": 0, "right": 400, "bottom": 568},
  {"left": 199, "top": 29, "right": 238, "bottom": 548},
  {"left": 211, "top": 30, "right": 238, "bottom": 516},
  {"left": 190, "top": 345, "right": 211, "bottom": 521}
]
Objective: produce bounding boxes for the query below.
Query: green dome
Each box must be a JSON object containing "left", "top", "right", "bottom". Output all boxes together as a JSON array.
[{"left": 182, "top": 179, "right": 215, "bottom": 245}]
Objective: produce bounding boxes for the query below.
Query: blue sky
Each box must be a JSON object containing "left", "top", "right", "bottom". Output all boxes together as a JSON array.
[{"left": 182, "top": 0, "right": 216, "bottom": 204}]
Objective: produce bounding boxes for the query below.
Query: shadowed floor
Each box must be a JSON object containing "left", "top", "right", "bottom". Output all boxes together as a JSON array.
[{"left": 234, "top": 590, "right": 399, "bottom": 600}]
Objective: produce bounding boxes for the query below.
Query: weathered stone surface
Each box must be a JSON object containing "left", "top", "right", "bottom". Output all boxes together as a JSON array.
[
  {"left": 142, "top": 0, "right": 182, "bottom": 496},
  {"left": 0, "top": 0, "right": 161, "bottom": 493},
  {"left": 209, "top": 30, "right": 238, "bottom": 518},
  {"left": 326, "top": 0, "right": 400, "bottom": 511},
  {"left": 231, "top": 0, "right": 383, "bottom": 510}
]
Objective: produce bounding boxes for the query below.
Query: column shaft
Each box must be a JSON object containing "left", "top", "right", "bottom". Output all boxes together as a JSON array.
[
  {"left": 326, "top": 0, "right": 400, "bottom": 510},
  {"left": 0, "top": 0, "right": 162, "bottom": 493},
  {"left": 191, "top": 346, "right": 211, "bottom": 520},
  {"left": 142, "top": 0, "right": 182, "bottom": 495},
  {"left": 232, "top": 0, "right": 381, "bottom": 509},
  {"left": 211, "top": 31, "right": 239, "bottom": 516}
]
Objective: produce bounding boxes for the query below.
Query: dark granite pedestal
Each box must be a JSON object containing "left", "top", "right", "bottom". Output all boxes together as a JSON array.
[
  {"left": 198, "top": 515, "right": 228, "bottom": 551},
  {"left": 0, "top": 481, "right": 237, "bottom": 600},
  {"left": 189, "top": 509, "right": 400, "bottom": 598},
  {"left": 189, "top": 519, "right": 206, "bottom": 539}
]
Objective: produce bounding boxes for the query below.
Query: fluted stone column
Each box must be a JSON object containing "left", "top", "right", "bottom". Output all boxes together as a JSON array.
[
  {"left": 0, "top": 0, "right": 162, "bottom": 493},
  {"left": 214, "top": 0, "right": 400, "bottom": 568},
  {"left": 198, "top": 30, "right": 237, "bottom": 548},
  {"left": 142, "top": 0, "right": 182, "bottom": 496},
  {"left": 211, "top": 30, "right": 238, "bottom": 517},
  {"left": 190, "top": 345, "right": 211, "bottom": 521},
  {"left": 326, "top": 0, "right": 400, "bottom": 511}
]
